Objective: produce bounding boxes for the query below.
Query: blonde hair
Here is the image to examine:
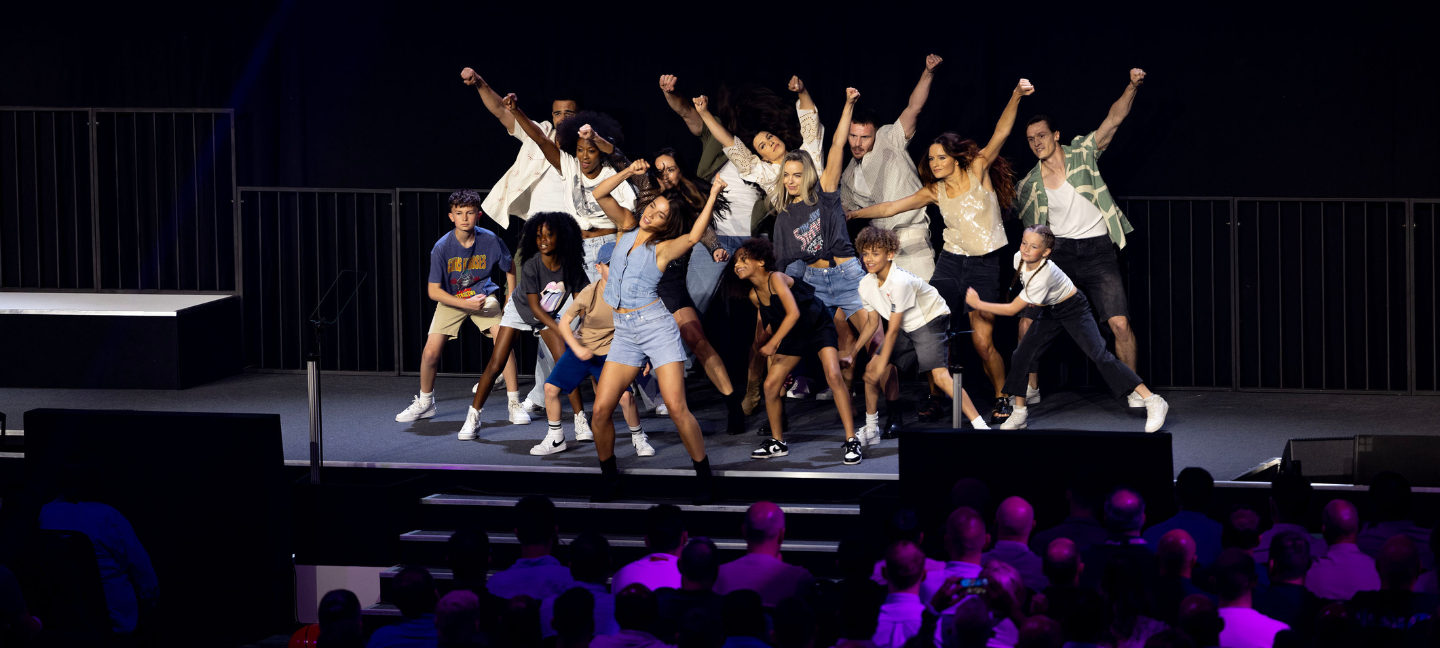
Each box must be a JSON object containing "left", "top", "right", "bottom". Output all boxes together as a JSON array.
[{"left": 767, "top": 150, "right": 819, "bottom": 215}]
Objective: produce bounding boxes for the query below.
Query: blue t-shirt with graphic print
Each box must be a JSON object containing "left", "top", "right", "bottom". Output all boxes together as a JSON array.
[
  {"left": 773, "top": 189, "right": 855, "bottom": 272},
  {"left": 428, "top": 229, "right": 513, "bottom": 298}
]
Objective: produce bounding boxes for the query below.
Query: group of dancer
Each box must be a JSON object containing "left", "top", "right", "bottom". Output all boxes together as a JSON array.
[{"left": 394, "top": 57, "right": 1170, "bottom": 504}]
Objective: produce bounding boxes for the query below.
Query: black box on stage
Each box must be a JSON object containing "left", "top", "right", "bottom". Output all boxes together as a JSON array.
[
  {"left": 1282, "top": 435, "right": 1440, "bottom": 486},
  {"left": 1281, "top": 436, "right": 1355, "bottom": 484},
  {"left": 899, "top": 429, "right": 1175, "bottom": 537},
  {"left": 292, "top": 475, "right": 427, "bottom": 567},
  {"left": 23, "top": 409, "right": 290, "bottom": 647}
]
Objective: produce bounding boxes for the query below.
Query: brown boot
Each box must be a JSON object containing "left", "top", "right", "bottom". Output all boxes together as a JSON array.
[{"left": 742, "top": 379, "right": 763, "bottom": 416}]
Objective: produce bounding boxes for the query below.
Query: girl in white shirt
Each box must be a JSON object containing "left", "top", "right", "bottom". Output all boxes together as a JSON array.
[{"left": 966, "top": 225, "right": 1169, "bottom": 432}]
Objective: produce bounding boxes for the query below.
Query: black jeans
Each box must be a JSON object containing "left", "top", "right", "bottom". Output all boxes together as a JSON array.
[{"left": 1004, "top": 291, "right": 1142, "bottom": 398}]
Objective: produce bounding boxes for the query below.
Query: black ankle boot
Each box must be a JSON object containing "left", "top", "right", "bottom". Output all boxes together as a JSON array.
[
  {"left": 724, "top": 391, "right": 747, "bottom": 436},
  {"left": 592, "top": 457, "right": 621, "bottom": 503},
  {"left": 882, "top": 400, "right": 904, "bottom": 439},
  {"left": 692, "top": 456, "right": 716, "bottom": 506}
]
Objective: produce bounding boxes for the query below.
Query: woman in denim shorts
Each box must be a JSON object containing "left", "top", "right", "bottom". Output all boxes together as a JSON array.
[{"left": 591, "top": 159, "right": 728, "bottom": 505}]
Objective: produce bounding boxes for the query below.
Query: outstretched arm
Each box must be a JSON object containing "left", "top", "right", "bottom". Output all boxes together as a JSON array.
[
  {"left": 847, "top": 186, "right": 934, "bottom": 220},
  {"left": 1096, "top": 68, "right": 1145, "bottom": 151},
  {"left": 692, "top": 95, "right": 736, "bottom": 149},
  {"left": 659, "top": 179, "right": 728, "bottom": 266},
  {"left": 501, "top": 94, "right": 562, "bottom": 171},
  {"left": 965, "top": 287, "right": 1031, "bottom": 317},
  {"left": 897, "top": 54, "right": 943, "bottom": 139},
  {"left": 592, "top": 159, "right": 648, "bottom": 232},
  {"left": 460, "top": 67, "right": 516, "bottom": 134},
  {"left": 821, "top": 88, "right": 861, "bottom": 192},
  {"left": 577, "top": 124, "right": 614, "bottom": 155},
  {"left": 660, "top": 75, "right": 704, "bottom": 137},
  {"left": 978, "top": 79, "right": 1034, "bottom": 170},
  {"left": 790, "top": 76, "right": 815, "bottom": 112}
]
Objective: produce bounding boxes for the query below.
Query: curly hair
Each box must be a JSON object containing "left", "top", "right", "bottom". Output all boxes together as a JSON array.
[
  {"left": 646, "top": 147, "right": 730, "bottom": 226},
  {"left": 854, "top": 226, "right": 899, "bottom": 257},
  {"left": 715, "top": 84, "right": 802, "bottom": 154},
  {"left": 519, "top": 212, "right": 590, "bottom": 297},
  {"left": 919, "top": 132, "right": 1017, "bottom": 212},
  {"left": 448, "top": 189, "right": 483, "bottom": 211},
  {"left": 556, "top": 110, "right": 626, "bottom": 170},
  {"left": 719, "top": 237, "right": 776, "bottom": 303}
]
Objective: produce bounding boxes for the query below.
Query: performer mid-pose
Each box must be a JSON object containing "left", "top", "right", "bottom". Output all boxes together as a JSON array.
[{"left": 966, "top": 225, "right": 1168, "bottom": 432}]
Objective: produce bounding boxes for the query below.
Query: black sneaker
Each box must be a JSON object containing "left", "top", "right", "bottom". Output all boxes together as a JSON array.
[
  {"left": 882, "top": 411, "right": 904, "bottom": 439},
  {"left": 751, "top": 438, "right": 789, "bottom": 459},
  {"left": 842, "top": 437, "right": 864, "bottom": 465},
  {"left": 990, "top": 397, "right": 1013, "bottom": 425}
]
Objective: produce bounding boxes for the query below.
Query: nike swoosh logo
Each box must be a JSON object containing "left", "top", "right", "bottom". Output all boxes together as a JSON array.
[{"left": 551, "top": 441, "right": 563, "bottom": 447}]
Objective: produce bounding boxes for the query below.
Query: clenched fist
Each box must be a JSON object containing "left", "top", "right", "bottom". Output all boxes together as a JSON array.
[
  {"left": 788, "top": 76, "right": 805, "bottom": 93},
  {"left": 692, "top": 95, "right": 709, "bottom": 113},
  {"left": 845, "top": 87, "right": 861, "bottom": 104},
  {"left": 500, "top": 93, "right": 518, "bottom": 111},
  {"left": 925, "top": 54, "right": 943, "bottom": 72},
  {"left": 1130, "top": 68, "right": 1146, "bottom": 87},
  {"left": 659, "top": 75, "right": 678, "bottom": 93},
  {"left": 1016, "top": 78, "right": 1035, "bottom": 96}
]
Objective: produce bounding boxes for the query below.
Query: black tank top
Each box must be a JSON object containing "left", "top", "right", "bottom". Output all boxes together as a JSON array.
[{"left": 756, "top": 273, "right": 826, "bottom": 333}]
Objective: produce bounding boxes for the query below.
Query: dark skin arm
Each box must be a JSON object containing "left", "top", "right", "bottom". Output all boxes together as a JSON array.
[{"left": 500, "top": 93, "right": 562, "bottom": 171}]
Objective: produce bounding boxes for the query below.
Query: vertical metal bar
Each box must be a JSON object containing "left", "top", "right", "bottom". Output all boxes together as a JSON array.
[
  {"left": 296, "top": 192, "right": 303, "bottom": 368},
  {"left": 373, "top": 193, "right": 380, "bottom": 372},
  {"left": 90, "top": 110, "right": 102, "bottom": 289},
  {"left": 1230, "top": 198, "right": 1241, "bottom": 391},
  {"left": 307, "top": 353, "right": 323, "bottom": 484},
  {"left": 130, "top": 114, "right": 140, "bottom": 288},
  {"left": 1255, "top": 202, "right": 1263, "bottom": 388},
  {"left": 151, "top": 113, "right": 160, "bottom": 288},
  {"left": 192, "top": 114, "right": 199, "bottom": 286},
  {"left": 1168, "top": 201, "right": 1175, "bottom": 385},
  {"left": 1384, "top": 202, "right": 1392, "bottom": 389},
  {"left": 32, "top": 111, "right": 41, "bottom": 285},
  {"left": 1297, "top": 203, "right": 1305, "bottom": 387},
  {"left": 1342, "top": 202, "right": 1349, "bottom": 389},
  {"left": 170, "top": 114, "right": 179, "bottom": 288},
  {"left": 229, "top": 112, "right": 240, "bottom": 295},
  {"left": 1274, "top": 201, "right": 1282, "bottom": 388},
  {"left": 69, "top": 113, "right": 79, "bottom": 287},
  {"left": 1406, "top": 200, "right": 1415, "bottom": 394},
  {"left": 1320, "top": 201, "right": 1327, "bottom": 387},
  {"left": 51, "top": 114, "right": 62, "bottom": 287},
  {"left": 1363, "top": 203, "right": 1369, "bottom": 390},
  {"left": 392, "top": 190, "right": 403, "bottom": 376},
  {"left": 1208, "top": 201, "right": 1216, "bottom": 387}
]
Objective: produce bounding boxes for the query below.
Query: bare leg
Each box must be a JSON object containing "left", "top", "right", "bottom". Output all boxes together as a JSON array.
[
  {"left": 419, "top": 333, "right": 448, "bottom": 394},
  {"left": 930, "top": 368, "right": 981, "bottom": 422},
  {"left": 968, "top": 310, "right": 1008, "bottom": 398},
  {"left": 833, "top": 307, "right": 857, "bottom": 388},
  {"left": 490, "top": 322, "right": 521, "bottom": 395},
  {"left": 1108, "top": 315, "right": 1138, "bottom": 372},
  {"left": 619, "top": 391, "right": 640, "bottom": 428},
  {"left": 1018, "top": 317, "right": 1038, "bottom": 388},
  {"left": 762, "top": 355, "right": 804, "bottom": 441},
  {"left": 818, "top": 347, "right": 857, "bottom": 440},
  {"left": 742, "top": 320, "right": 770, "bottom": 414},
  {"left": 543, "top": 382, "right": 564, "bottom": 426},
  {"left": 471, "top": 327, "right": 519, "bottom": 410},
  {"left": 591, "top": 362, "right": 643, "bottom": 462},
  {"left": 653, "top": 362, "right": 707, "bottom": 461},
  {"left": 536, "top": 329, "right": 585, "bottom": 416},
  {"left": 674, "top": 306, "right": 733, "bottom": 395}
]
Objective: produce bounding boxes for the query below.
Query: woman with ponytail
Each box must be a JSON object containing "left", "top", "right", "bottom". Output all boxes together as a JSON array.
[{"left": 845, "top": 78, "right": 1034, "bottom": 426}]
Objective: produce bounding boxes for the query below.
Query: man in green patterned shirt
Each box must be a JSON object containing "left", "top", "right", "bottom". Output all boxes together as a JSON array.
[{"left": 1014, "top": 69, "right": 1147, "bottom": 408}]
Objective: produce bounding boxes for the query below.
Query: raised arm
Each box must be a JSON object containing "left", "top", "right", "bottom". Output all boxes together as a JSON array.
[
  {"left": 978, "top": 79, "right": 1034, "bottom": 170},
  {"left": 847, "top": 186, "right": 934, "bottom": 221},
  {"left": 692, "top": 95, "right": 736, "bottom": 149},
  {"left": 1095, "top": 68, "right": 1145, "bottom": 150},
  {"left": 789, "top": 76, "right": 815, "bottom": 112},
  {"left": 501, "top": 94, "right": 562, "bottom": 170},
  {"left": 658, "top": 178, "right": 727, "bottom": 267},
  {"left": 592, "top": 159, "right": 648, "bottom": 232},
  {"left": 460, "top": 67, "right": 516, "bottom": 133},
  {"left": 897, "top": 54, "right": 943, "bottom": 139},
  {"left": 577, "top": 124, "right": 614, "bottom": 155},
  {"left": 821, "top": 88, "right": 861, "bottom": 192},
  {"left": 660, "top": 75, "right": 704, "bottom": 136}
]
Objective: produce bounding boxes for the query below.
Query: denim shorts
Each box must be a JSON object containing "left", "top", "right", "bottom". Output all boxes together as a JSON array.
[
  {"left": 498, "top": 299, "right": 534, "bottom": 332},
  {"left": 1049, "top": 235, "right": 1129, "bottom": 323},
  {"left": 800, "top": 257, "right": 866, "bottom": 318},
  {"left": 932, "top": 250, "right": 1001, "bottom": 316},
  {"left": 608, "top": 300, "right": 688, "bottom": 369},
  {"left": 545, "top": 349, "right": 606, "bottom": 392}
]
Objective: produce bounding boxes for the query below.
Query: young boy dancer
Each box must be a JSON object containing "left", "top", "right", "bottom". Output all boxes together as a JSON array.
[
  {"left": 851, "top": 227, "right": 988, "bottom": 434},
  {"left": 397, "top": 190, "right": 516, "bottom": 422},
  {"left": 533, "top": 242, "right": 650, "bottom": 457},
  {"left": 965, "top": 225, "right": 1169, "bottom": 432}
]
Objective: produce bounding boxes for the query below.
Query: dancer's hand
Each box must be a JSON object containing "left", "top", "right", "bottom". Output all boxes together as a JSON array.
[
  {"left": 659, "top": 75, "right": 678, "bottom": 93},
  {"left": 642, "top": 362, "right": 652, "bottom": 376},
  {"left": 839, "top": 354, "right": 854, "bottom": 369},
  {"left": 500, "top": 93, "right": 518, "bottom": 111},
  {"left": 788, "top": 76, "right": 805, "bottom": 93},
  {"left": 463, "top": 295, "right": 485, "bottom": 312},
  {"left": 692, "top": 95, "right": 709, "bottom": 114},
  {"left": 573, "top": 347, "right": 594, "bottom": 362},
  {"left": 624, "top": 159, "right": 650, "bottom": 177},
  {"left": 713, "top": 248, "right": 729, "bottom": 263},
  {"left": 760, "top": 341, "right": 778, "bottom": 357},
  {"left": 926, "top": 54, "right": 943, "bottom": 72},
  {"left": 1016, "top": 79, "right": 1035, "bottom": 96},
  {"left": 929, "top": 577, "right": 964, "bottom": 612},
  {"left": 965, "top": 287, "right": 981, "bottom": 308},
  {"left": 711, "top": 177, "right": 728, "bottom": 194},
  {"left": 578, "top": 124, "right": 594, "bottom": 140},
  {"left": 845, "top": 87, "right": 861, "bottom": 104},
  {"left": 1130, "top": 68, "right": 1146, "bottom": 87},
  {"left": 460, "top": 68, "right": 482, "bottom": 86}
]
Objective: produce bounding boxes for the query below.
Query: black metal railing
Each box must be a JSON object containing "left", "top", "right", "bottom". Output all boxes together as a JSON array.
[{"left": 0, "top": 108, "right": 94, "bottom": 289}]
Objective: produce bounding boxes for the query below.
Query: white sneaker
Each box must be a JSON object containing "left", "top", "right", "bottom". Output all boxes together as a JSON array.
[
  {"left": 474, "top": 375, "right": 506, "bottom": 394},
  {"left": 814, "top": 386, "right": 833, "bottom": 401},
  {"left": 574, "top": 412, "right": 593, "bottom": 442},
  {"left": 858, "top": 422, "right": 881, "bottom": 447},
  {"left": 457, "top": 407, "right": 482, "bottom": 440},
  {"left": 1127, "top": 391, "right": 1145, "bottom": 408},
  {"left": 656, "top": 403, "right": 669, "bottom": 416},
  {"left": 396, "top": 395, "right": 436, "bottom": 422},
  {"left": 1143, "top": 395, "right": 1169, "bottom": 433},
  {"left": 1026, "top": 386, "right": 1042, "bottom": 405},
  {"left": 530, "top": 431, "right": 567, "bottom": 455},
  {"left": 521, "top": 399, "right": 544, "bottom": 413},
  {"left": 632, "top": 431, "right": 655, "bottom": 457},
  {"left": 508, "top": 400, "right": 532, "bottom": 425},
  {"left": 1001, "top": 406, "right": 1029, "bottom": 430},
  {"left": 785, "top": 376, "right": 811, "bottom": 400}
]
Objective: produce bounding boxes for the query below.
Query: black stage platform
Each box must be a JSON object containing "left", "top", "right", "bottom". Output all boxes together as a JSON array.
[{"left": 2, "top": 372, "right": 1438, "bottom": 481}]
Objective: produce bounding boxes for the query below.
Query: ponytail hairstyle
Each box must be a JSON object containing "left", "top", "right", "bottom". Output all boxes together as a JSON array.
[
  {"left": 918, "top": 132, "right": 1017, "bottom": 213},
  {"left": 520, "top": 212, "right": 590, "bottom": 295},
  {"left": 767, "top": 150, "right": 820, "bottom": 215},
  {"left": 719, "top": 237, "right": 777, "bottom": 304}
]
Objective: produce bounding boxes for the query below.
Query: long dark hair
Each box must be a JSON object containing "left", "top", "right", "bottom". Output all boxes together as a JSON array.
[
  {"left": 630, "top": 188, "right": 699, "bottom": 247},
  {"left": 718, "top": 237, "right": 776, "bottom": 304},
  {"left": 520, "top": 212, "right": 589, "bottom": 295},
  {"left": 715, "top": 84, "right": 802, "bottom": 154},
  {"left": 919, "top": 132, "right": 1017, "bottom": 212},
  {"left": 647, "top": 147, "right": 731, "bottom": 225}
]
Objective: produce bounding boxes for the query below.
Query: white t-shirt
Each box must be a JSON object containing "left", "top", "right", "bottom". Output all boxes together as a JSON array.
[
  {"left": 1217, "top": 607, "right": 1290, "bottom": 648},
  {"left": 610, "top": 552, "right": 681, "bottom": 594},
  {"left": 715, "top": 161, "right": 759, "bottom": 238},
  {"left": 1045, "top": 181, "right": 1108, "bottom": 240},
  {"left": 557, "top": 153, "right": 636, "bottom": 230},
  {"left": 528, "top": 165, "right": 571, "bottom": 216},
  {"left": 859, "top": 267, "right": 949, "bottom": 332},
  {"left": 1014, "top": 252, "right": 1075, "bottom": 307}
]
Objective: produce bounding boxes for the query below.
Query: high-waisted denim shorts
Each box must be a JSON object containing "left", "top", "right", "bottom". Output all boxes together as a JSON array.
[
  {"left": 800, "top": 256, "right": 866, "bottom": 318},
  {"left": 608, "top": 300, "right": 688, "bottom": 369}
]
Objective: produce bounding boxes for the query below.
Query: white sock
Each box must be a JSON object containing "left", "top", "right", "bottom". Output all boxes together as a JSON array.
[
  {"left": 1013, "top": 405, "right": 1028, "bottom": 413},
  {"left": 629, "top": 425, "right": 643, "bottom": 434},
  {"left": 507, "top": 391, "right": 520, "bottom": 403},
  {"left": 547, "top": 420, "right": 562, "bottom": 435},
  {"left": 865, "top": 412, "right": 880, "bottom": 427},
  {"left": 971, "top": 416, "right": 988, "bottom": 429},
  {"left": 420, "top": 391, "right": 434, "bottom": 403}
]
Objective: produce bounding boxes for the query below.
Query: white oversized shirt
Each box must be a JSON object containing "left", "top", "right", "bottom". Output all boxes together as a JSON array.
[
  {"left": 720, "top": 100, "right": 825, "bottom": 198},
  {"left": 841, "top": 120, "right": 929, "bottom": 232},
  {"left": 482, "top": 119, "right": 556, "bottom": 229}
]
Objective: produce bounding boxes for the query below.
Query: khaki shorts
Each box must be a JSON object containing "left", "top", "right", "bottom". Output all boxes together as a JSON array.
[{"left": 428, "top": 296, "right": 504, "bottom": 340}]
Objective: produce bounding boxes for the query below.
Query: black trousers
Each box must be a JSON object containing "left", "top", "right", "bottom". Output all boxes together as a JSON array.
[{"left": 1004, "top": 291, "right": 1142, "bottom": 398}]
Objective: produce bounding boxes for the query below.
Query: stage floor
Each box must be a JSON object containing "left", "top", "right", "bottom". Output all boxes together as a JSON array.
[{"left": 2, "top": 373, "right": 1437, "bottom": 480}]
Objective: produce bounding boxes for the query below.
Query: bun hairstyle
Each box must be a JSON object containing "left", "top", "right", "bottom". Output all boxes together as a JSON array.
[{"left": 919, "top": 132, "right": 1018, "bottom": 213}]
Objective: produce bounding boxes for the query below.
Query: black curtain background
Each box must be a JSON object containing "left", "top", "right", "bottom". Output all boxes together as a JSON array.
[{"left": 3, "top": 2, "right": 1435, "bottom": 200}]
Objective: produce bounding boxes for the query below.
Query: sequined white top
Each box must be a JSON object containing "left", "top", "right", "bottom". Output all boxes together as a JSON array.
[{"left": 936, "top": 169, "right": 1006, "bottom": 256}]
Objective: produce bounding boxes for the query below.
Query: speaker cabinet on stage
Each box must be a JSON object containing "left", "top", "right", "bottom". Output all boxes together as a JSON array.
[
  {"left": 24, "top": 409, "right": 289, "bottom": 648},
  {"left": 1281, "top": 437, "right": 1355, "bottom": 484},
  {"left": 899, "top": 429, "right": 1175, "bottom": 536},
  {"left": 1282, "top": 435, "right": 1440, "bottom": 486}
]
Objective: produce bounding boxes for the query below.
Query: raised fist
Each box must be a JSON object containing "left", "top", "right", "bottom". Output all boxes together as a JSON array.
[
  {"left": 692, "top": 95, "right": 709, "bottom": 112},
  {"left": 578, "top": 124, "right": 594, "bottom": 140},
  {"left": 1016, "top": 78, "right": 1035, "bottom": 96},
  {"left": 659, "top": 75, "right": 678, "bottom": 93},
  {"left": 500, "top": 93, "right": 518, "bottom": 111},
  {"left": 788, "top": 76, "right": 805, "bottom": 93},
  {"left": 926, "top": 54, "right": 943, "bottom": 72},
  {"left": 711, "top": 177, "right": 728, "bottom": 193},
  {"left": 626, "top": 159, "right": 651, "bottom": 176},
  {"left": 1130, "top": 68, "right": 1146, "bottom": 87},
  {"left": 845, "top": 87, "right": 861, "bottom": 104},
  {"left": 460, "top": 68, "right": 481, "bottom": 86}
]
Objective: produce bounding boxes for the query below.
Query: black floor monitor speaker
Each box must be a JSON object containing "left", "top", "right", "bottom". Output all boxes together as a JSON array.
[
  {"left": 1281, "top": 437, "right": 1355, "bottom": 484},
  {"left": 1281, "top": 435, "right": 1440, "bottom": 486}
]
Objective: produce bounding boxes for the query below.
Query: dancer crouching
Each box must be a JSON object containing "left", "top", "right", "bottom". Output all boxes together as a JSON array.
[
  {"left": 965, "top": 225, "right": 1169, "bottom": 432},
  {"left": 590, "top": 162, "right": 727, "bottom": 504}
]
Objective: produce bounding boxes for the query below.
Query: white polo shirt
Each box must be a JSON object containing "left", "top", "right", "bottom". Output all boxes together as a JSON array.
[
  {"left": 859, "top": 267, "right": 949, "bottom": 332},
  {"left": 611, "top": 552, "right": 680, "bottom": 594}
]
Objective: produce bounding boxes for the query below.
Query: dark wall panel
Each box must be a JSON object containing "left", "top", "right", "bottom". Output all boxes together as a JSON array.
[
  {"left": 0, "top": 109, "right": 93, "bottom": 289},
  {"left": 1415, "top": 202, "right": 1438, "bottom": 393}
]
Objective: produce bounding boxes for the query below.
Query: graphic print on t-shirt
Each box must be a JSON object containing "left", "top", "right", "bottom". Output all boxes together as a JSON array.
[
  {"left": 539, "top": 281, "right": 566, "bottom": 317},
  {"left": 792, "top": 208, "right": 823, "bottom": 256},
  {"left": 447, "top": 254, "right": 490, "bottom": 298},
  {"left": 570, "top": 174, "right": 608, "bottom": 222}
]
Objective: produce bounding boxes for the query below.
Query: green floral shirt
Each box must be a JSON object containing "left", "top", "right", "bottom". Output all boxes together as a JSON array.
[{"left": 1015, "top": 130, "right": 1134, "bottom": 248}]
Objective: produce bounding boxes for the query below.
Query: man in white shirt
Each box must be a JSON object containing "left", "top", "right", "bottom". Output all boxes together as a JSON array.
[
  {"left": 1214, "top": 548, "right": 1290, "bottom": 648},
  {"left": 919, "top": 507, "right": 988, "bottom": 605},
  {"left": 981, "top": 496, "right": 1047, "bottom": 592},
  {"left": 1306, "top": 499, "right": 1380, "bottom": 600},
  {"left": 714, "top": 502, "right": 814, "bottom": 607},
  {"left": 612, "top": 504, "right": 687, "bottom": 594},
  {"left": 872, "top": 541, "right": 930, "bottom": 648},
  {"left": 842, "top": 54, "right": 942, "bottom": 281}
]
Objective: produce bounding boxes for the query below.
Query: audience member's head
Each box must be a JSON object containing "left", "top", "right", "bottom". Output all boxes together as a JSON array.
[
  {"left": 1270, "top": 472, "right": 1313, "bottom": 525},
  {"left": 949, "top": 478, "right": 992, "bottom": 520},
  {"left": 317, "top": 589, "right": 363, "bottom": 648},
  {"left": 1213, "top": 548, "right": 1258, "bottom": 604},
  {"left": 446, "top": 529, "right": 491, "bottom": 584},
  {"left": 1157, "top": 529, "right": 1198, "bottom": 578},
  {"left": 1100, "top": 550, "right": 1154, "bottom": 641},
  {"left": 774, "top": 597, "right": 818, "bottom": 648},
  {"left": 550, "top": 587, "right": 594, "bottom": 645},
  {"left": 1320, "top": 499, "right": 1361, "bottom": 544},
  {"left": 1061, "top": 590, "right": 1107, "bottom": 644},
  {"left": 996, "top": 496, "right": 1037, "bottom": 543},
  {"left": 568, "top": 531, "right": 612, "bottom": 584},
  {"left": 982, "top": 560, "right": 1027, "bottom": 618},
  {"left": 1143, "top": 628, "right": 1197, "bottom": 648},
  {"left": 882, "top": 540, "right": 928, "bottom": 593},
  {"left": 742, "top": 502, "right": 786, "bottom": 549},
  {"left": 515, "top": 495, "right": 558, "bottom": 549},
  {"left": 721, "top": 590, "right": 767, "bottom": 639},
  {"left": 1176, "top": 594, "right": 1222, "bottom": 648},
  {"left": 679, "top": 537, "right": 720, "bottom": 589},
  {"left": 645, "top": 504, "right": 687, "bottom": 554},
  {"left": 1313, "top": 602, "right": 1354, "bottom": 648},
  {"left": 1375, "top": 535, "right": 1421, "bottom": 591},
  {"left": 500, "top": 596, "right": 541, "bottom": 648},
  {"left": 943, "top": 595, "right": 994, "bottom": 648},
  {"left": 436, "top": 590, "right": 481, "bottom": 647},
  {"left": 1268, "top": 531, "right": 1312, "bottom": 584},
  {"left": 1105, "top": 488, "right": 1147, "bottom": 535},
  {"left": 1043, "top": 537, "right": 1082, "bottom": 587},
  {"left": 944, "top": 506, "right": 989, "bottom": 562},
  {"left": 614, "top": 584, "right": 657, "bottom": 632},
  {"left": 392, "top": 565, "right": 439, "bottom": 618},
  {"left": 1175, "top": 467, "right": 1214, "bottom": 514},
  {"left": 1016, "top": 615, "right": 1063, "bottom": 648},
  {"left": 1368, "top": 471, "right": 1413, "bottom": 522},
  {"left": 886, "top": 508, "right": 925, "bottom": 544},
  {"left": 838, "top": 535, "right": 878, "bottom": 581},
  {"left": 1222, "top": 505, "right": 1262, "bottom": 551},
  {"left": 678, "top": 607, "right": 725, "bottom": 648},
  {"left": 1066, "top": 466, "right": 1105, "bottom": 517}
]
